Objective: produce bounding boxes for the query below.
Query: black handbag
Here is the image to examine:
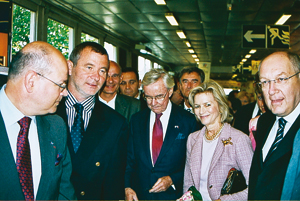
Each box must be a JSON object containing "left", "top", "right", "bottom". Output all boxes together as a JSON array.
[{"left": 221, "top": 168, "right": 247, "bottom": 195}]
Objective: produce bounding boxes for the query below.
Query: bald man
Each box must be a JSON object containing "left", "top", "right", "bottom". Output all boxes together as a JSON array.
[
  {"left": 0, "top": 41, "right": 76, "bottom": 200},
  {"left": 99, "top": 60, "right": 141, "bottom": 122}
]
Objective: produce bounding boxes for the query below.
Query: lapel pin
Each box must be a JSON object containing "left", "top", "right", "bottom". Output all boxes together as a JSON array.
[
  {"left": 222, "top": 137, "right": 233, "bottom": 146},
  {"left": 175, "top": 125, "right": 179, "bottom": 128}
]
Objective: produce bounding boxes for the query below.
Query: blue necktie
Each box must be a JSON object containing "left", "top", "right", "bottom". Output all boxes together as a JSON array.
[
  {"left": 266, "top": 118, "right": 287, "bottom": 161},
  {"left": 71, "top": 103, "right": 84, "bottom": 153}
]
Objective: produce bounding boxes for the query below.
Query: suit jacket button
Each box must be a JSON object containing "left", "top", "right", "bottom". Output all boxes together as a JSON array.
[
  {"left": 209, "top": 185, "right": 213, "bottom": 189},
  {"left": 95, "top": 162, "right": 100, "bottom": 166},
  {"left": 80, "top": 191, "right": 85, "bottom": 196}
]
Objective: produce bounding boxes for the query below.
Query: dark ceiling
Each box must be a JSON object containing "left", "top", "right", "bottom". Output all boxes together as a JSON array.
[{"left": 48, "top": 0, "right": 300, "bottom": 79}]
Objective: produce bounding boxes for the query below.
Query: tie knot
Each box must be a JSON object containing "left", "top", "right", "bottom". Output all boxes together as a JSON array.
[
  {"left": 74, "top": 103, "right": 84, "bottom": 114},
  {"left": 279, "top": 118, "right": 287, "bottom": 128},
  {"left": 18, "top": 117, "right": 31, "bottom": 129},
  {"left": 156, "top": 113, "right": 163, "bottom": 119}
]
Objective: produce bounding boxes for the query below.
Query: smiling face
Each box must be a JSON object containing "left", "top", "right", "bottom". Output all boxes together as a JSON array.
[
  {"left": 194, "top": 92, "right": 221, "bottom": 128},
  {"left": 260, "top": 52, "right": 300, "bottom": 117},
  {"left": 67, "top": 47, "right": 109, "bottom": 102},
  {"left": 102, "top": 61, "right": 122, "bottom": 96}
]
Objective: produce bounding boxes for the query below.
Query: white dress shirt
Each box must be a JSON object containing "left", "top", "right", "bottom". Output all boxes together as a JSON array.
[
  {"left": 149, "top": 100, "right": 172, "bottom": 166},
  {"left": 0, "top": 85, "right": 41, "bottom": 198},
  {"left": 99, "top": 94, "right": 116, "bottom": 109},
  {"left": 262, "top": 102, "right": 300, "bottom": 161}
]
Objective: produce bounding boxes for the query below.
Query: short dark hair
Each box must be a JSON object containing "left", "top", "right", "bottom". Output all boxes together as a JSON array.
[
  {"left": 69, "top": 42, "right": 108, "bottom": 67},
  {"left": 179, "top": 66, "right": 205, "bottom": 83},
  {"left": 122, "top": 67, "right": 139, "bottom": 81}
]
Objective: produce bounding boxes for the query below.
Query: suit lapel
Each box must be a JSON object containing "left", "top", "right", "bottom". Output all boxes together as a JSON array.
[
  {"left": 115, "top": 94, "right": 126, "bottom": 116},
  {"left": 77, "top": 100, "right": 111, "bottom": 158},
  {"left": 35, "top": 116, "right": 56, "bottom": 199},
  {"left": 140, "top": 109, "right": 152, "bottom": 166},
  {"left": 155, "top": 105, "right": 180, "bottom": 165},
  {"left": 190, "top": 130, "right": 204, "bottom": 189},
  {"left": 0, "top": 113, "right": 23, "bottom": 195}
]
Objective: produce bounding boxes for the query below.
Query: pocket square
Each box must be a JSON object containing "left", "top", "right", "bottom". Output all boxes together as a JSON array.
[
  {"left": 176, "top": 133, "right": 186, "bottom": 140},
  {"left": 55, "top": 153, "right": 63, "bottom": 166}
]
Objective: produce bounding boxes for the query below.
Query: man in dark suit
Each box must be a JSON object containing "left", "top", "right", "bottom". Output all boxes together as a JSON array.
[
  {"left": 125, "top": 69, "right": 200, "bottom": 200},
  {"left": 179, "top": 66, "right": 205, "bottom": 113},
  {"left": 56, "top": 42, "right": 128, "bottom": 200},
  {"left": 248, "top": 51, "right": 300, "bottom": 200},
  {"left": 0, "top": 41, "right": 76, "bottom": 200},
  {"left": 119, "top": 67, "right": 148, "bottom": 109},
  {"left": 99, "top": 61, "right": 141, "bottom": 122}
]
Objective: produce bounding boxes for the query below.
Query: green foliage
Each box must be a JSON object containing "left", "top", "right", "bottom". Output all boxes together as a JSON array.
[
  {"left": 81, "top": 32, "right": 99, "bottom": 43},
  {"left": 47, "top": 18, "right": 70, "bottom": 59},
  {"left": 12, "top": 4, "right": 31, "bottom": 56}
]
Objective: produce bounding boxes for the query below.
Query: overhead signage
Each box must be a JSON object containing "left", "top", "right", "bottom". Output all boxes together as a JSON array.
[{"left": 242, "top": 25, "right": 289, "bottom": 49}]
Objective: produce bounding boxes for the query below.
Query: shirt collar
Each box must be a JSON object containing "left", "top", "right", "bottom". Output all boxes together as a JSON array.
[{"left": 66, "top": 90, "right": 95, "bottom": 112}]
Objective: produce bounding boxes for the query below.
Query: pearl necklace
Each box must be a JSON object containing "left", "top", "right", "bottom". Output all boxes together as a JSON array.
[{"left": 204, "top": 124, "right": 224, "bottom": 143}]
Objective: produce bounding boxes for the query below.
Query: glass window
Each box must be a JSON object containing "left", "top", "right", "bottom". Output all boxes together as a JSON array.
[
  {"left": 138, "top": 56, "right": 152, "bottom": 81},
  {"left": 81, "top": 32, "right": 99, "bottom": 43},
  {"left": 12, "top": 4, "right": 36, "bottom": 56},
  {"left": 104, "top": 42, "right": 117, "bottom": 62},
  {"left": 47, "top": 18, "right": 73, "bottom": 59}
]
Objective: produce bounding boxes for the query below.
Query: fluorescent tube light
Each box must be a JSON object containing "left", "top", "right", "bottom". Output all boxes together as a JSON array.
[
  {"left": 195, "top": 58, "right": 199, "bottom": 62},
  {"left": 275, "top": 14, "right": 291, "bottom": 25},
  {"left": 188, "top": 49, "right": 194, "bottom": 53},
  {"left": 245, "top": 54, "right": 251, "bottom": 58},
  {"left": 185, "top": 41, "right": 191, "bottom": 47},
  {"left": 242, "top": 59, "right": 247, "bottom": 62},
  {"left": 154, "top": 0, "right": 166, "bottom": 5},
  {"left": 249, "top": 49, "right": 256, "bottom": 54},
  {"left": 176, "top": 30, "right": 186, "bottom": 39},
  {"left": 165, "top": 13, "right": 178, "bottom": 26},
  {"left": 192, "top": 54, "right": 197, "bottom": 58}
]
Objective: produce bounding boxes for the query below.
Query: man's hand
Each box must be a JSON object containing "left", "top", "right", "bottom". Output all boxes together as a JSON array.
[
  {"left": 149, "top": 176, "right": 173, "bottom": 193},
  {"left": 125, "top": 188, "right": 138, "bottom": 201}
]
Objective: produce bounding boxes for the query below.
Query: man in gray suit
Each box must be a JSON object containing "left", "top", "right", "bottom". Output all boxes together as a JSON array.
[
  {"left": 0, "top": 41, "right": 76, "bottom": 200},
  {"left": 99, "top": 61, "right": 141, "bottom": 122}
]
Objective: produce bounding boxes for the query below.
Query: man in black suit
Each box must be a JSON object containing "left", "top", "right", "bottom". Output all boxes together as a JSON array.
[
  {"left": 248, "top": 51, "right": 300, "bottom": 200},
  {"left": 125, "top": 69, "right": 200, "bottom": 200},
  {"left": 179, "top": 66, "right": 205, "bottom": 113},
  {"left": 99, "top": 61, "right": 141, "bottom": 122},
  {"left": 56, "top": 42, "right": 128, "bottom": 200},
  {"left": 0, "top": 41, "right": 75, "bottom": 200},
  {"left": 119, "top": 67, "right": 148, "bottom": 109}
]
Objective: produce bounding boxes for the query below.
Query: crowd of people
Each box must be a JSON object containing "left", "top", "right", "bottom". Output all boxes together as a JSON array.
[{"left": 1, "top": 41, "right": 300, "bottom": 201}]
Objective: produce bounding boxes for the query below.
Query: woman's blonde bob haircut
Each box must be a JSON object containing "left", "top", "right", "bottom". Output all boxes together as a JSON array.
[{"left": 188, "top": 80, "right": 233, "bottom": 123}]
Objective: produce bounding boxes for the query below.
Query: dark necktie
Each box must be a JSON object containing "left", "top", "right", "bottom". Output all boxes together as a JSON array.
[
  {"left": 152, "top": 113, "right": 163, "bottom": 165},
  {"left": 71, "top": 103, "right": 84, "bottom": 153},
  {"left": 266, "top": 118, "right": 287, "bottom": 160},
  {"left": 17, "top": 117, "right": 34, "bottom": 201}
]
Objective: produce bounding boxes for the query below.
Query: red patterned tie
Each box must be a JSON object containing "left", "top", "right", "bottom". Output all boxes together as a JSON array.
[
  {"left": 152, "top": 113, "right": 163, "bottom": 165},
  {"left": 17, "top": 117, "right": 34, "bottom": 201}
]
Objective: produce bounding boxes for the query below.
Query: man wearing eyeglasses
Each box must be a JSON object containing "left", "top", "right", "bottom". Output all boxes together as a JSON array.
[
  {"left": 125, "top": 69, "right": 200, "bottom": 200},
  {"left": 56, "top": 42, "right": 129, "bottom": 200},
  {"left": 99, "top": 61, "right": 141, "bottom": 123},
  {"left": 0, "top": 41, "right": 76, "bottom": 200},
  {"left": 248, "top": 51, "right": 300, "bottom": 200}
]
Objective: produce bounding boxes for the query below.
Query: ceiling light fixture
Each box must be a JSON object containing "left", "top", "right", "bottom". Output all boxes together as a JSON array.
[
  {"left": 245, "top": 54, "right": 251, "bottom": 58},
  {"left": 185, "top": 41, "right": 191, "bottom": 47},
  {"left": 154, "top": 0, "right": 166, "bottom": 5},
  {"left": 192, "top": 54, "right": 197, "bottom": 58},
  {"left": 188, "top": 49, "right": 195, "bottom": 53},
  {"left": 195, "top": 58, "right": 199, "bottom": 62},
  {"left": 176, "top": 30, "right": 186, "bottom": 39},
  {"left": 249, "top": 49, "right": 256, "bottom": 54},
  {"left": 242, "top": 59, "right": 247, "bottom": 62},
  {"left": 165, "top": 13, "right": 178, "bottom": 26},
  {"left": 240, "top": 62, "right": 243, "bottom": 64},
  {"left": 275, "top": 14, "right": 291, "bottom": 25}
]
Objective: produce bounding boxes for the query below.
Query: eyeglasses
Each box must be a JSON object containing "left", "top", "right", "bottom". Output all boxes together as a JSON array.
[
  {"left": 36, "top": 72, "right": 67, "bottom": 92},
  {"left": 257, "top": 72, "right": 300, "bottom": 88},
  {"left": 144, "top": 90, "right": 169, "bottom": 102}
]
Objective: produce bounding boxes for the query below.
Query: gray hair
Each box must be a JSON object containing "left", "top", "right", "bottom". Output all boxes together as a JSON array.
[
  {"left": 189, "top": 80, "right": 233, "bottom": 123},
  {"left": 142, "top": 68, "right": 174, "bottom": 90}
]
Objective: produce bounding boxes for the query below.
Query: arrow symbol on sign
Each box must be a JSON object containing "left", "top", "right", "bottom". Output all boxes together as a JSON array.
[{"left": 244, "top": 30, "right": 265, "bottom": 42}]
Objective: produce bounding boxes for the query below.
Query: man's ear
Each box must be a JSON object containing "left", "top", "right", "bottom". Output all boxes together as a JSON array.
[
  {"left": 67, "top": 60, "right": 73, "bottom": 76},
  {"left": 168, "top": 87, "right": 174, "bottom": 97},
  {"left": 24, "top": 70, "right": 37, "bottom": 93},
  {"left": 120, "top": 74, "right": 123, "bottom": 83}
]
